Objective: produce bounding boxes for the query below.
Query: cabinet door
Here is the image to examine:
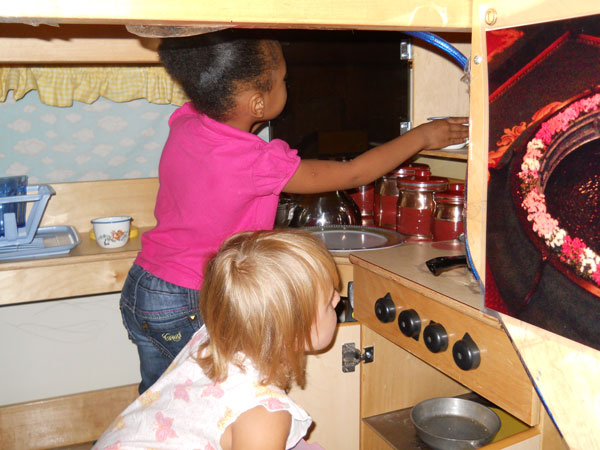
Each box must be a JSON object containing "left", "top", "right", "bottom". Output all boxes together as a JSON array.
[{"left": 288, "top": 322, "right": 361, "bottom": 450}]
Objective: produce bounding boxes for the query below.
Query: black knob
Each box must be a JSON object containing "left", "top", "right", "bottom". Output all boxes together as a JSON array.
[
  {"left": 374, "top": 293, "right": 396, "bottom": 323},
  {"left": 423, "top": 322, "right": 448, "bottom": 353},
  {"left": 398, "top": 309, "right": 421, "bottom": 340},
  {"left": 452, "top": 333, "right": 481, "bottom": 370}
]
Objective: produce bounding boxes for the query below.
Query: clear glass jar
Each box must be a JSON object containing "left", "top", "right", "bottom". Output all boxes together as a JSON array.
[
  {"left": 432, "top": 188, "right": 465, "bottom": 241},
  {"left": 347, "top": 183, "right": 375, "bottom": 227},
  {"left": 374, "top": 164, "right": 430, "bottom": 230},
  {"left": 396, "top": 176, "right": 448, "bottom": 239}
]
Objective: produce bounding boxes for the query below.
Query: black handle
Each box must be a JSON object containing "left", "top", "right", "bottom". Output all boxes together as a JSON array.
[{"left": 426, "top": 255, "right": 468, "bottom": 276}]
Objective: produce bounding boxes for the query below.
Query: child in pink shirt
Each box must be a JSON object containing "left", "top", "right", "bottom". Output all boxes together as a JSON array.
[{"left": 121, "top": 30, "right": 468, "bottom": 394}]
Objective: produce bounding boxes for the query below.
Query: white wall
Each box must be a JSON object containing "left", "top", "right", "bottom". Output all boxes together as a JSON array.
[{"left": 0, "top": 293, "right": 140, "bottom": 406}]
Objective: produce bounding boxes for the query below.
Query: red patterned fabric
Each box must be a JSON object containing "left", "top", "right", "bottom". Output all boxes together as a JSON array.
[{"left": 485, "top": 263, "right": 509, "bottom": 314}]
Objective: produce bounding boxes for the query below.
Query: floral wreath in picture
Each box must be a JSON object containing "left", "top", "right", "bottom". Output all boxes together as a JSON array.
[{"left": 517, "top": 92, "right": 600, "bottom": 288}]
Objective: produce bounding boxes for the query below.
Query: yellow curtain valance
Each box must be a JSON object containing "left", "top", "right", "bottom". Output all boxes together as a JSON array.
[{"left": 0, "top": 66, "right": 189, "bottom": 107}]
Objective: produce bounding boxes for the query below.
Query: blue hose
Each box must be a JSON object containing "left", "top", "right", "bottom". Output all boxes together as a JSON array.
[{"left": 403, "top": 31, "right": 469, "bottom": 70}]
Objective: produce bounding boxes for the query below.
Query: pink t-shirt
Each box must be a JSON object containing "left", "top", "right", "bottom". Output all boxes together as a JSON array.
[{"left": 135, "top": 103, "right": 300, "bottom": 289}]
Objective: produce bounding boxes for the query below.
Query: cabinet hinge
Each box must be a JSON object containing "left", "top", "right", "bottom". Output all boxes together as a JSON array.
[
  {"left": 342, "top": 343, "right": 374, "bottom": 373},
  {"left": 400, "top": 39, "right": 412, "bottom": 60},
  {"left": 400, "top": 121, "right": 412, "bottom": 135}
]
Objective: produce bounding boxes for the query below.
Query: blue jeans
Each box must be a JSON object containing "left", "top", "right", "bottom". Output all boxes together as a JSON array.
[{"left": 120, "top": 264, "right": 203, "bottom": 394}]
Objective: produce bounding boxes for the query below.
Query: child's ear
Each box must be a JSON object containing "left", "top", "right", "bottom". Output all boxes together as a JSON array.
[{"left": 249, "top": 92, "right": 265, "bottom": 119}]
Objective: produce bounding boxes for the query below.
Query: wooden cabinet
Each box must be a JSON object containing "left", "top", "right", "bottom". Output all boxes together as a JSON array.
[
  {"left": 360, "top": 329, "right": 543, "bottom": 450},
  {"left": 287, "top": 253, "right": 564, "bottom": 450},
  {"left": 0, "top": 179, "right": 158, "bottom": 305},
  {"left": 289, "top": 323, "right": 361, "bottom": 450},
  {"left": 350, "top": 257, "right": 566, "bottom": 450}
]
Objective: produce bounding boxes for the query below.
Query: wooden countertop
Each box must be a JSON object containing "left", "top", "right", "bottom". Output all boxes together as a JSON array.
[{"left": 349, "top": 241, "right": 484, "bottom": 310}]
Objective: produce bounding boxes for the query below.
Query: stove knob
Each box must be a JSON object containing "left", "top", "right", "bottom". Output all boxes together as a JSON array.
[
  {"left": 424, "top": 322, "right": 448, "bottom": 353},
  {"left": 398, "top": 309, "right": 421, "bottom": 340},
  {"left": 374, "top": 293, "right": 396, "bottom": 323},
  {"left": 453, "top": 333, "right": 481, "bottom": 370}
]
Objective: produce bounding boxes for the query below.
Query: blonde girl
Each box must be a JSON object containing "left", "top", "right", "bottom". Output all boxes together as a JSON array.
[{"left": 94, "top": 230, "right": 341, "bottom": 450}]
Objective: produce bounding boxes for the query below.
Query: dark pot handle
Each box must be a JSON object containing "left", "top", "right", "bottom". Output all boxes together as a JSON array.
[{"left": 426, "top": 255, "right": 468, "bottom": 276}]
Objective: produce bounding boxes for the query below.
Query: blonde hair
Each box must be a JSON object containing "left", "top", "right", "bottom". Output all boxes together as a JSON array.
[{"left": 197, "top": 229, "right": 340, "bottom": 390}]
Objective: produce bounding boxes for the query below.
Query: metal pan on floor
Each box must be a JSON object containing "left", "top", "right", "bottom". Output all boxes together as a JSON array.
[{"left": 410, "top": 397, "right": 501, "bottom": 450}]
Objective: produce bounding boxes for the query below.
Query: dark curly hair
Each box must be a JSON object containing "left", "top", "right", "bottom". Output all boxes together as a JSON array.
[{"left": 159, "top": 30, "right": 280, "bottom": 121}]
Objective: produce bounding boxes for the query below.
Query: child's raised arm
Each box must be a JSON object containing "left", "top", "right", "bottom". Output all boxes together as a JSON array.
[
  {"left": 228, "top": 405, "right": 291, "bottom": 450},
  {"left": 283, "top": 117, "right": 468, "bottom": 194}
]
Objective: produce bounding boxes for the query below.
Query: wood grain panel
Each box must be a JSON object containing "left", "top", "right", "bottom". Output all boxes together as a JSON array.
[
  {"left": 334, "top": 256, "right": 353, "bottom": 297},
  {"left": 360, "top": 325, "right": 468, "bottom": 419},
  {"left": 361, "top": 424, "right": 398, "bottom": 450},
  {"left": 289, "top": 323, "right": 360, "bottom": 450},
  {"left": 466, "top": 0, "right": 489, "bottom": 281},
  {"left": 483, "top": 429, "right": 540, "bottom": 450},
  {"left": 40, "top": 179, "right": 159, "bottom": 232},
  {"left": 353, "top": 265, "right": 539, "bottom": 425},
  {"left": 502, "top": 314, "right": 600, "bottom": 449},
  {"left": 0, "top": 384, "right": 137, "bottom": 450},
  {"left": 0, "top": 24, "right": 160, "bottom": 63},
  {"left": 0, "top": 257, "right": 135, "bottom": 305},
  {"left": 412, "top": 37, "right": 471, "bottom": 128},
  {"left": 482, "top": 0, "right": 599, "bottom": 31},
  {"left": 0, "top": 1, "right": 471, "bottom": 31}
]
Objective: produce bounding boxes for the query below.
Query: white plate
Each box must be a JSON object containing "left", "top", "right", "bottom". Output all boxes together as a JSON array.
[
  {"left": 300, "top": 225, "right": 407, "bottom": 255},
  {"left": 440, "top": 140, "right": 469, "bottom": 151}
]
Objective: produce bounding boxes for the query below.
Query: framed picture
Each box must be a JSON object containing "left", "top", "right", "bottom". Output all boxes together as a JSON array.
[{"left": 483, "top": 13, "right": 600, "bottom": 350}]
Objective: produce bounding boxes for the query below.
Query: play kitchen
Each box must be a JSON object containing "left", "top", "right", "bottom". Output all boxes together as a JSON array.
[
  {"left": 350, "top": 242, "right": 551, "bottom": 449},
  {"left": 3, "top": 2, "right": 593, "bottom": 449}
]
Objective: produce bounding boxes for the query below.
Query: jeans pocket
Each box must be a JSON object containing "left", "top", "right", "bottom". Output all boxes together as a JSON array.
[{"left": 140, "top": 313, "right": 200, "bottom": 360}]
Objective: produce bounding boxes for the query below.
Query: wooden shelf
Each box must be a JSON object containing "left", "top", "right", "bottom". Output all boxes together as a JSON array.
[
  {"left": 0, "top": 229, "right": 356, "bottom": 305},
  {"left": 0, "top": 1, "right": 472, "bottom": 31},
  {"left": 0, "top": 179, "right": 159, "bottom": 306},
  {"left": 362, "top": 393, "right": 534, "bottom": 450},
  {"left": 418, "top": 148, "right": 468, "bottom": 160},
  {"left": 0, "top": 227, "right": 149, "bottom": 306}
]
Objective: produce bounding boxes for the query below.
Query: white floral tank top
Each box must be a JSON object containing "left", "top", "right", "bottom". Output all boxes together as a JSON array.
[{"left": 93, "top": 326, "right": 311, "bottom": 450}]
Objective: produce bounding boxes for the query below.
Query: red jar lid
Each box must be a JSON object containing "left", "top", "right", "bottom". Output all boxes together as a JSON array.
[
  {"left": 397, "top": 176, "right": 448, "bottom": 191},
  {"left": 434, "top": 190, "right": 465, "bottom": 203},
  {"left": 384, "top": 163, "right": 431, "bottom": 179}
]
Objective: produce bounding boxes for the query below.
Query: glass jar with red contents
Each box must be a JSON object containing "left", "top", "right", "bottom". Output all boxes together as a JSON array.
[
  {"left": 374, "top": 163, "right": 430, "bottom": 230},
  {"left": 432, "top": 183, "right": 465, "bottom": 241},
  {"left": 396, "top": 176, "right": 448, "bottom": 239},
  {"left": 347, "top": 183, "right": 375, "bottom": 227}
]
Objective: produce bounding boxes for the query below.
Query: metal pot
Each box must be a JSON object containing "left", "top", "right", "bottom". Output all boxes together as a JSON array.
[
  {"left": 274, "top": 196, "right": 296, "bottom": 228},
  {"left": 288, "top": 191, "right": 362, "bottom": 228}
]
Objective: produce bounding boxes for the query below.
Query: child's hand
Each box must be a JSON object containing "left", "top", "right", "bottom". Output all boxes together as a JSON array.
[{"left": 416, "top": 117, "right": 469, "bottom": 150}]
